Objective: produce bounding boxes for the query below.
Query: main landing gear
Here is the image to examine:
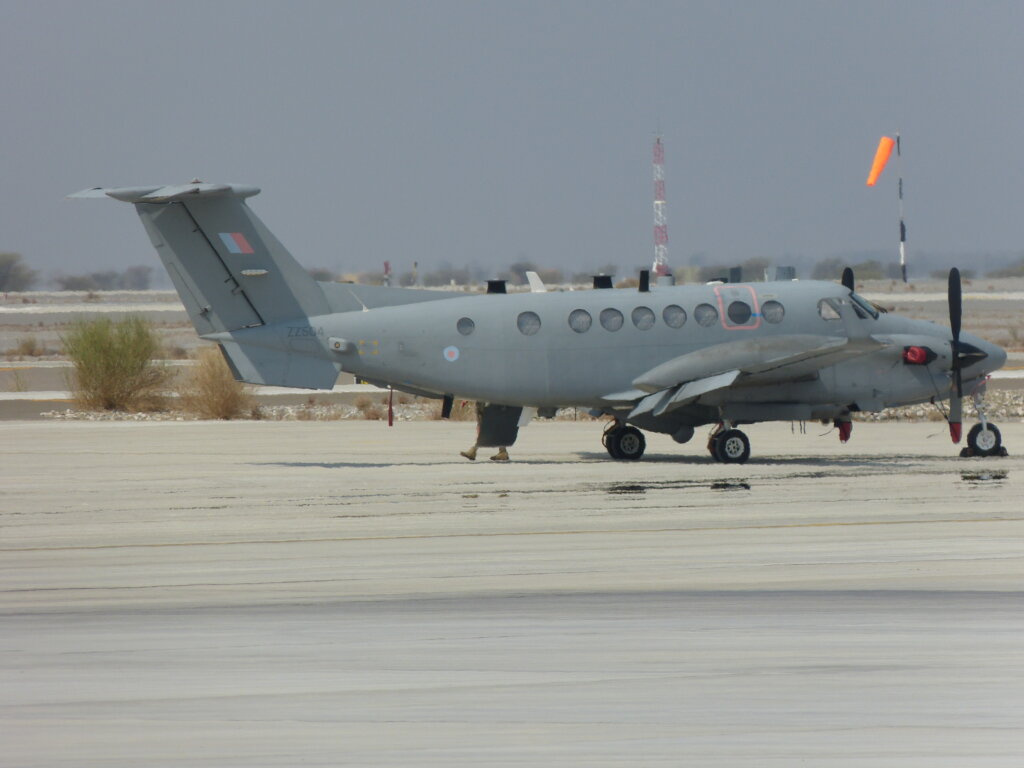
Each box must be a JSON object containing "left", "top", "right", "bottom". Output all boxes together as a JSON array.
[
  {"left": 602, "top": 421, "right": 750, "bottom": 463},
  {"left": 603, "top": 423, "right": 646, "bottom": 460},
  {"left": 707, "top": 424, "right": 751, "bottom": 464}
]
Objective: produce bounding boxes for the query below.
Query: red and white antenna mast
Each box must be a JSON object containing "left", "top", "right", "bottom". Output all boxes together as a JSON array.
[{"left": 652, "top": 136, "right": 671, "bottom": 277}]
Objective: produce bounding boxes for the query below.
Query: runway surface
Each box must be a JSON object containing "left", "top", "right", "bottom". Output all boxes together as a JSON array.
[{"left": 2, "top": 420, "right": 1023, "bottom": 765}]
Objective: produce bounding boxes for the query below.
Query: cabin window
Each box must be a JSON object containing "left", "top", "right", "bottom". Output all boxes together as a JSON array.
[
  {"left": 568, "top": 309, "right": 592, "bottom": 333},
  {"left": 457, "top": 317, "right": 475, "bottom": 336},
  {"left": 517, "top": 311, "right": 541, "bottom": 335},
  {"left": 761, "top": 300, "right": 785, "bottom": 324},
  {"left": 600, "top": 308, "right": 624, "bottom": 331},
  {"left": 727, "top": 301, "right": 752, "bottom": 325},
  {"left": 632, "top": 306, "right": 655, "bottom": 330},
  {"left": 662, "top": 304, "right": 687, "bottom": 328},
  {"left": 694, "top": 303, "right": 718, "bottom": 327},
  {"left": 818, "top": 299, "right": 841, "bottom": 321}
]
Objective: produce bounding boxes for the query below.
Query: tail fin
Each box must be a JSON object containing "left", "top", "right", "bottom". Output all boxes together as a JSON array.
[
  {"left": 72, "top": 183, "right": 339, "bottom": 389},
  {"left": 73, "top": 183, "right": 329, "bottom": 334}
]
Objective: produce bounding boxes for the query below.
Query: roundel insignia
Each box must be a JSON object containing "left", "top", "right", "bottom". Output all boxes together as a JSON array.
[{"left": 443, "top": 345, "right": 460, "bottom": 362}]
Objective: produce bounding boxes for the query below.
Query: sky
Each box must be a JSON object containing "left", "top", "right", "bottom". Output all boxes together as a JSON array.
[{"left": 2, "top": 0, "right": 1023, "bottom": 282}]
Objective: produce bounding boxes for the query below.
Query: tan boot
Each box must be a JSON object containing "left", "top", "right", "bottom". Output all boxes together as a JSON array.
[
  {"left": 489, "top": 447, "right": 509, "bottom": 462},
  {"left": 460, "top": 445, "right": 478, "bottom": 461}
]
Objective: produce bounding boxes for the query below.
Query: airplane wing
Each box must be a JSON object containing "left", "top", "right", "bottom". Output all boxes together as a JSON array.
[{"left": 602, "top": 334, "right": 889, "bottom": 419}]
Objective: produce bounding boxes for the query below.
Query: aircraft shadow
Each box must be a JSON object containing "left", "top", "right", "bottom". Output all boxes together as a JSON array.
[
  {"left": 254, "top": 453, "right": 954, "bottom": 470},
  {"left": 574, "top": 451, "right": 941, "bottom": 469}
]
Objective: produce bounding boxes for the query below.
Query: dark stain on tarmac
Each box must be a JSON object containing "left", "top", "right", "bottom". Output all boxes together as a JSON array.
[{"left": 960, "top": 470, "right": 1009, "bottom": 485}]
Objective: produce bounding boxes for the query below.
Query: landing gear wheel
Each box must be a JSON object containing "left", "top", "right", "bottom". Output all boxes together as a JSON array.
[
  {"left": 713, "top": 429, "right": 750, "bottom": 464},
  {"left": 965, "top": 423, "right": 1003, "bottom": 457},
  {"left": 604, "top": 426, "right": 646, "bottom": 460}
]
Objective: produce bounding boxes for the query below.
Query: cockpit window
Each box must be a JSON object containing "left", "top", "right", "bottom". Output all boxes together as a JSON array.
[
  {"left": 849, "top": 291, "right": 880, "bottom": 319},
  {"left": 818, "top": 298, "right": 841, "bottom": 321}
]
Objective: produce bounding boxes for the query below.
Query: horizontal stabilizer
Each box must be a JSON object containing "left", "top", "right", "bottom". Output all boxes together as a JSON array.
[{"left": 70, "top": 183, "right": 260, "bottom": 203}]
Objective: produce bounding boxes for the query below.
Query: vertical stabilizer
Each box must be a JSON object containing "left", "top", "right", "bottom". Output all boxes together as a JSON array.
[
  {"left": 130, "top": 187, "right": 330, "bottom": 334},
  {"left": 71, "top": 183, "right": 340, "bottom": 389}
]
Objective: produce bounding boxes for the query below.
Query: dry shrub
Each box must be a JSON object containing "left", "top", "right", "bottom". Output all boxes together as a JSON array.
[
  {"left": 178, "top": 346, "right": 253, "bottom": 419},
  {"left": 428, "top": 398, "right": 477, "bottom": 420},
  {"left": 354, "top": 395, "right": 386, "bottom": 420},
  {"left": 8, "top": 335, "right": 51, "bottom": 358},
  {"left": 63, "top": 316, "right": 170, "bottom": 411},
  {"left": 448, "top": 399, "right": 478, "bottom": 421}
]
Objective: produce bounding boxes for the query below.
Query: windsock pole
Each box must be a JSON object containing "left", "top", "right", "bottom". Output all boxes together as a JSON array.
[{"left": 896, "top": 131, "right": 907, "bottom": 283}]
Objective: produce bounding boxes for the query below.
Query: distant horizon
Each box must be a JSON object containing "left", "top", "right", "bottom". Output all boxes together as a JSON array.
[{"left": 8, "top": 247, "right": 1022, "bottom": 293}]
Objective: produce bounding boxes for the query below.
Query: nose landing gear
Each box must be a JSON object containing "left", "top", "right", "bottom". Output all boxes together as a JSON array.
[
  {"left": 964, "top": 423, "right": 1004, "bottom": 457},
  {"left": 958, "top": 387, "right": 1008, "bottom": 457}
]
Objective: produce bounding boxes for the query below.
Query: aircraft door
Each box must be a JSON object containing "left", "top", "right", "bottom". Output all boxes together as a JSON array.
[{"left": 713, "top": 285, "right": 761, "bottom": 331}]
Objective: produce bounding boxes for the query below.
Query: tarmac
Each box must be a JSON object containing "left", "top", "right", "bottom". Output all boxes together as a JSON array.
[{"left": 2, "top": 419, "right": 1023, "bottom": 765}]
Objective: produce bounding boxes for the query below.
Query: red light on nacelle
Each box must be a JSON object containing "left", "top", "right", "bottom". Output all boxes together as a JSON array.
[{"left": 903, "top": 346, "right": 931, "bottom": 365}]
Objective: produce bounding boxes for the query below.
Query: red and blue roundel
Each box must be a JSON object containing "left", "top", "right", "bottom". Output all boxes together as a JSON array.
[
  {"left": 443, "top": 346, "right": 460, "bottom": 362},
  {"left": 219, "top": 232, "right": 255, "bottom": 254}
]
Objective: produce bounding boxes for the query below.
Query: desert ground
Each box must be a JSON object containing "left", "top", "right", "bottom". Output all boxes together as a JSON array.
[
  {"left": 2, "top": 283, "right": 1022, "bottom": 765},
  {"left": 2, "top": 420, "right": 1023, "bottom": 766}
]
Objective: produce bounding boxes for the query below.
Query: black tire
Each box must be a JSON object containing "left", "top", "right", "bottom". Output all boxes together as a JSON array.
[
  {"left": 967, "top": 423, "right": 1002, "bottom": 457},
  {"left": 713, "top": 429, "right": 750, "bottom": 464},
  {"left": 607, "top": 426, "right": 646, "bottom": 460},
  {"left": 604, "top": 427, "right": 623, "bottom": 459}
]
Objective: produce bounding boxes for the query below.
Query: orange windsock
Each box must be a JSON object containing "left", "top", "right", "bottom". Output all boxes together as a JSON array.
[{"left": 866, "top": 136, "right": 895, "bottom": 186}]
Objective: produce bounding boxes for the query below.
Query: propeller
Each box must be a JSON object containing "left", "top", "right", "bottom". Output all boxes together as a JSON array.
[
  {"left": 841, "top": 267, "right": 855, "bottom": 292},
  {"left": 947, "top": 268, "right": 963, "bottom": 443}
]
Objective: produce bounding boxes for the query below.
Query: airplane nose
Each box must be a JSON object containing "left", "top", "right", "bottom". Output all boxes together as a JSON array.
[
  {"left": 985, "top": 340, "right": 1007, "bottom": 372},
  {"left": 961, "top": 334, "right": 1006, "bottom": 374}
]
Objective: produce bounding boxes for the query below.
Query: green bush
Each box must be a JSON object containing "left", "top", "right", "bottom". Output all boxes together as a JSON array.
[{"left": 62, "top": 316, "right": 170, "bottom": 411}]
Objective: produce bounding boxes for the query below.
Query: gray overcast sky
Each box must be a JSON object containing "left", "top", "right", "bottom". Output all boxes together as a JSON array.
[{"left": 2, "top": 0, "right": 1023, "bottom": 280}]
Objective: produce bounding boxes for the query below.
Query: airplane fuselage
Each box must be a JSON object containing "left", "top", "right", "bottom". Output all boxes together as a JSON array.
[{"left": 230, "top": 279, "right": 1003, "bottom": 430}]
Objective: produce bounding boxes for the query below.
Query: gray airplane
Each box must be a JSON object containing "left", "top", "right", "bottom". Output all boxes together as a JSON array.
[{"left": 73, "top": 182, "right": 1008, "bottom": 463}]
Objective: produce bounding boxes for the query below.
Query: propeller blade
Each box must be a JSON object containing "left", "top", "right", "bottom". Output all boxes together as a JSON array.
[
  {"left": 948, "top": 267, "right": 962, "bottom": 341},
  {"left": 948, "top": 391, "right": 962, "bottom": 443},
  {"left": 948, "top": 267, "right": 963, "bottom": 397},
  {"left": 947, "top": 267, "right": 963, "bottom": 442},
  {"left": 841, "top": 267, "right": 855, "bottom": 292}
]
